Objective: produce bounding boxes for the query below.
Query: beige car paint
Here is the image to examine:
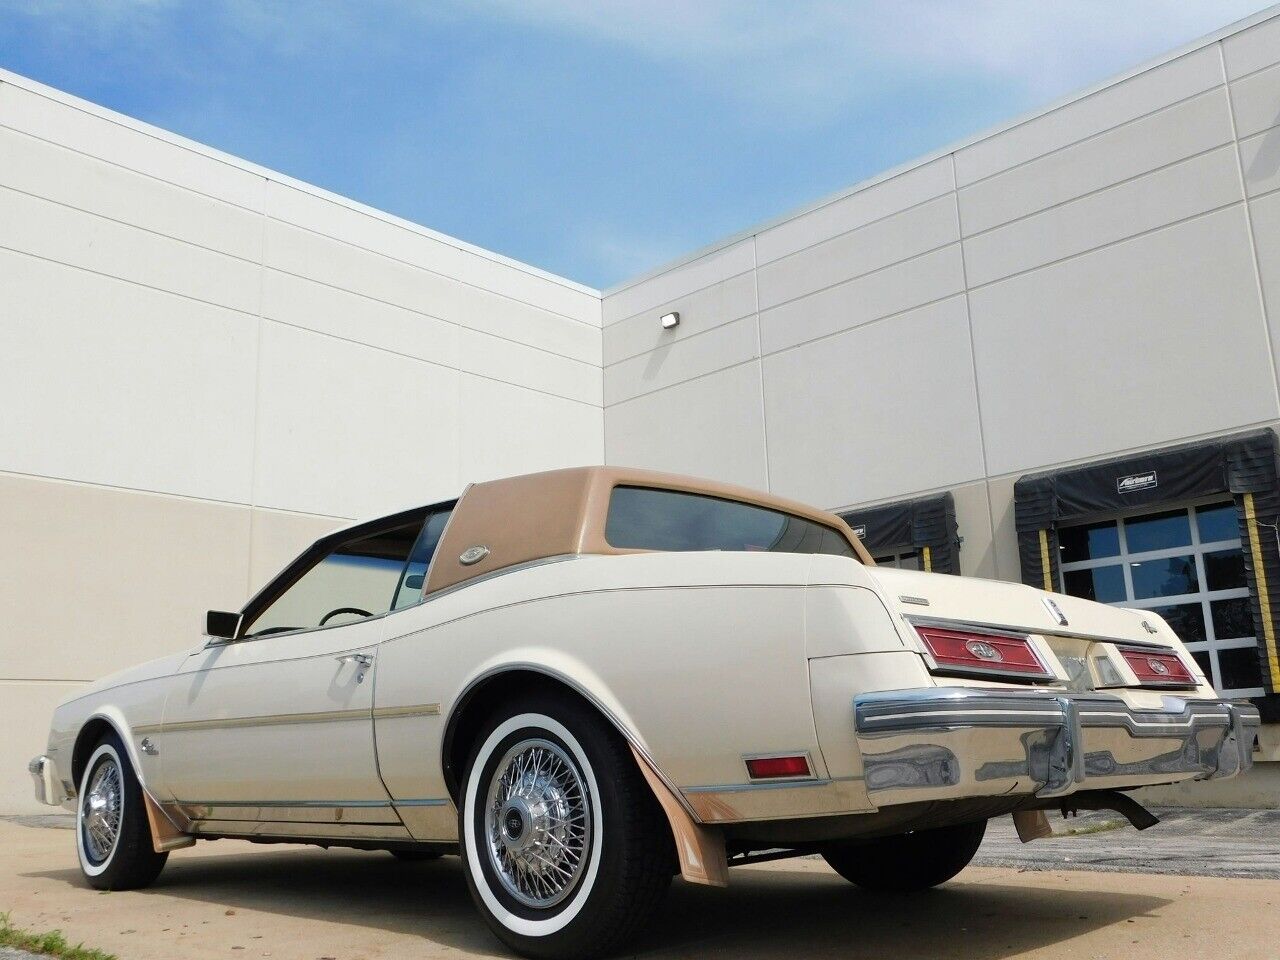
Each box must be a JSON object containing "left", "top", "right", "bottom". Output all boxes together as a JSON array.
[
  {"left": 160, "top": 615, "right": 390, "bottom": 812},
  {"left": 35, "top": 465, "right": 1241, "bottom": 881}
]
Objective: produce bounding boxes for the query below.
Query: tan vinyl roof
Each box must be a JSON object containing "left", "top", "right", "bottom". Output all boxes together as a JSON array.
[{"left": 424, "top": 465, "right": 872, "bottom": 594}]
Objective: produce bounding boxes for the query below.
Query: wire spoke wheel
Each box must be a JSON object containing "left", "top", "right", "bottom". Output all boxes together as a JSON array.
[
  {"left": 81, "top": 756, "right": 123, "bottom": 865},
  {"left": 484, "top": 737, "right": 592, "bottom": 909}
]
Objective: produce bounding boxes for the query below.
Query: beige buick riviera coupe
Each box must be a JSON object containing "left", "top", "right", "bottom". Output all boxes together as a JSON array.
[{"left": 30, "top": 467, "right": 1259, "bottom": 958}]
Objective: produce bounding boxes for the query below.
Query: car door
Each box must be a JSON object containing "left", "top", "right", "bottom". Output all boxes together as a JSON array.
[{"left": 156, "top": 509, "right": 433, "bottom": 836}]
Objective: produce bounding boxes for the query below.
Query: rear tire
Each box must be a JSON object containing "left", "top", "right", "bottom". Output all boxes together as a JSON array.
[
  {"left": 822, "top": 819, "right": 986, "bottom": 893},
  {"left": 75, "top": 731, "right": 168, "bottom": 890},
  {"left": 458, "top": 694, "right": 673, "bottom": 959}
]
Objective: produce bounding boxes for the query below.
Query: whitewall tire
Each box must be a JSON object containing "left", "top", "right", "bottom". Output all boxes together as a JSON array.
[
  {"left": 75, "top": 731, "right": 168, "bottom": 890},
  {"left": 459, "top": 695, "right": 673, "bottom": 960}
]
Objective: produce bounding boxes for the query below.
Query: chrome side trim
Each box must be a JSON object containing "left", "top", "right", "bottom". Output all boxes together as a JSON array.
[
  {"left": 136, "top": 708, "right": 370, "bottom": 735},
  {"left": 188, "top": 820, "right": 413, "bottom": 841},
  {"left": 372, "top": 704, "right": 441, "bottom": 720},
  {"left": 393, "top": 798, "right": 450, "bottom": 807},
  {"left": 686, "top": 778, "right": 834, "bottom": 794},
  {"left": 175, "top": 797, "right": 448, "bottom": 809}
]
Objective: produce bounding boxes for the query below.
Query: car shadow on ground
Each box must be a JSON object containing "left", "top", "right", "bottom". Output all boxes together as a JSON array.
[{"left": 26, "top": 848, "right": 1170, "bottom": 959}]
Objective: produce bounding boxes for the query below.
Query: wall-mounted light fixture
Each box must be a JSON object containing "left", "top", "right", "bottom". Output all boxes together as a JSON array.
[{"left": 660, "top": 311, "right": 680, "bottom": 330}]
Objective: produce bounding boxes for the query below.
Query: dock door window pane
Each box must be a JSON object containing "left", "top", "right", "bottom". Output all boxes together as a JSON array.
[{"left": 1057, "top": 501, "right": 1264, "bottom": 698}]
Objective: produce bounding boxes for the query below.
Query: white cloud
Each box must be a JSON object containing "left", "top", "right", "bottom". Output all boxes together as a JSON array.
[{"left": 451, "top": 0, "right": 1273, "bottom": 118}]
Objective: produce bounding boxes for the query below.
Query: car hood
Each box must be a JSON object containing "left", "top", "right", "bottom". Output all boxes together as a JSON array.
[
  {"left": 69, "top": 649, "right": 192, "bottom": 703},
  {"left": 866, "top": 566, "right": 1176, "bottom": 648}
]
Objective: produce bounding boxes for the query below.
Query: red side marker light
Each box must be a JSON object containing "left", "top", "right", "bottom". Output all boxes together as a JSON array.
[{"left": 745, "top": 755, "right": 810, "bottom": 779}]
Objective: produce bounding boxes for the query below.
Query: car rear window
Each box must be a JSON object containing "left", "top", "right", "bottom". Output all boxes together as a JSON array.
[{"left": 605, "top": 486, "right": 856, "bottom": 558}]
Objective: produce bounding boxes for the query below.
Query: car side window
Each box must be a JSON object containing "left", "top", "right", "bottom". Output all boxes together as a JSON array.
[
  {"left": 391, "top": 508, "right": 452, "bottom": 610},
  {"left": 243, "top": 517, "right": 426, "bottom": 637},
  {"left": 605, "top": 486, "right": 856, "bottom": 558}
]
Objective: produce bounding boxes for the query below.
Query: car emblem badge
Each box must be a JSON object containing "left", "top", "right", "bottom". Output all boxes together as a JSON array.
[
  {"left": 965, "top": 640, "right": 1003, "bottom": 662},
  {"left": 1148, "top": 658, "right": 1170, "bottom": 676},
  {"left": 459, "top": 545, "right": 490, "bottom": 566},
  {"left": 1042, "top": 596, "right": 1069, "bottom": 627}
]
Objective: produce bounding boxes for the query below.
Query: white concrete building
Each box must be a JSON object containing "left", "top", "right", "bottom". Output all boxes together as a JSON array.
[{"left": 5, "top": 6, "right": 1280, "bottom": 810}]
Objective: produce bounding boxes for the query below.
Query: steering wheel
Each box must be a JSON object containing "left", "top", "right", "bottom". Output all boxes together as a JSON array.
[{"left": 319, "top": 606, "right": 372, "bottom": 626}]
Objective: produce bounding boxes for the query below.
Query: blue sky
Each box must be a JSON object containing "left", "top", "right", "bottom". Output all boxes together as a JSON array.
[{"left": 0, "top": 1, "right": 1272, "bottom": 288}]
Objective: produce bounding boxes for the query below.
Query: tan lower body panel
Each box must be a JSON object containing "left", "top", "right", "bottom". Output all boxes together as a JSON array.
[
  {"left": 629, "top": 745, "right": 728, "bottom": 887},
  {"left": 1012, "top": 809, "right": 1052, "bottom": 842},
  {"left": 143, "top": 791, "right": 195, "bottom": 853},
  {"left": 685, "top": 778, "right": 872, "bottom": 823},
  {"left": 394, "top": 801, "right": 459, "bottom": 841}
]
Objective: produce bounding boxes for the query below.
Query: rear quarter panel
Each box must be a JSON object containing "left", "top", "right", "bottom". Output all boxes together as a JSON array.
[{"left": 373, "top": 551, "right": 824, "bottom": 816}]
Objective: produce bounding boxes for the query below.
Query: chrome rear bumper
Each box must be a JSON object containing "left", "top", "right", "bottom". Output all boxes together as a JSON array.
[
  {"left": 854, "top": 688, "right": 1260, "bottom": 807},
  {"left": 28, "top": 755, "right": 67, "bottom": 806}
]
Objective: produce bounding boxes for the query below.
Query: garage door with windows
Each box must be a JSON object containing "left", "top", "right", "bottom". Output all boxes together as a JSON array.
[{"left": 1014, "top": 429, "right": 1280, "bottom": 717}]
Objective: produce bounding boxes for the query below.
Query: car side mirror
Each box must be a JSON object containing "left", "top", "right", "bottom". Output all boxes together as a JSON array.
[
  {"left": 205, "top": 610, "right": 242, "bottom": 640},
  {"left": 403, "top": 574, "right": 425, "bottom": 590}
]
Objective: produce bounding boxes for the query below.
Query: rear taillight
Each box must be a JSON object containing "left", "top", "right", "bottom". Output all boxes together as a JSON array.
[
  {"left": 915, "top": 624, "right": 1056, "bottom": 682},
  {"left": 1117, "top": 646, "right": 1197, "bottom": 688}
]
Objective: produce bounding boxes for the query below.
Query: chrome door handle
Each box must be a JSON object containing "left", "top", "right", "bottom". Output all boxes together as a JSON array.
[{"left": 336, "top": 652, "right": 373, "bottom": 683}]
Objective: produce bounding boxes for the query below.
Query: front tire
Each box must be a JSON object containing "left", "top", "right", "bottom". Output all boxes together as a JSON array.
[
  {"left": 822, "top": 819, "right": 987, "bottom": 893},
  {"left": 76, "top": 732, "right": 168, "bottom": 890},
  {"left": 459, "top": 695, "right": 673, "bottom": 960}
]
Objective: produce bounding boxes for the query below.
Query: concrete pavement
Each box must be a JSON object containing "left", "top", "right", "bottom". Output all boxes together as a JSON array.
[
  {"left": 2, "top": 816, "right": 1279, "bottom": 959},
  {"left": 976, "top": 807, "right": 1280, "bottom": 879}
]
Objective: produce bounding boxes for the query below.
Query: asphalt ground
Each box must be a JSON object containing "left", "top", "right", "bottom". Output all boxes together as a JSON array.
[{"left": 1, "top": 811, "right": 1278, "bottom": 959}]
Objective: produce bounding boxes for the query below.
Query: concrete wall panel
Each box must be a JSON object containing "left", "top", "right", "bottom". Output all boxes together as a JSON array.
[
  {"left": 604, "top": 316, "right": 759, "bottom": 405},
  {"left": 460, "top": 374, "right": 604, "bottom": 486},
  {"left": 2, "top": 681, "right": 85, "bottom": 813},
  {"left": 260, "top": 268, "right": 459, "bottom": 368},
  {"left": 603, "top": 271, "right": 756, "bottom": 366},
  {"left": 264, "top": 219, "right": 598, "bottom": 364},
  {"left": 958, "top": 88, "right": 1235, "bottom": 236},
  {"left": 459, "top": 327, "right": 601, "bottom": 405},
  {"left": 950, "top": 480, "right": 999, "bottom": 581},
  {"left": 0, "top": 473, "right": 252, "bottom": 682},
  {"left": 1229, "top": 61, "right": 1280, "bottom": 140},
  {"left": 954, "top": 46, "right": 1222, "bottom": 186},
  {"left": 0, "top": 81, "right": 264, "bottom": 210},
  {"left": 970, "top": 206, "right": 1277, "bottom": 475},
  {"left": 0, "top": 125, "right": 263, "bottom": 262},
  {"left": 252, "top": 322, "right": 461, "bottom": 519},
  {"left": 762, "top": 297, "right": 986, "bottom": 508},
  {"left": 755, "top": 158, "right": 954, "bottom": 265},
  {"left": 0, "top": 185, "right": 261, "bottom": 315},
  {"left": 962, "top": 146, "right": 1243, "bottom": 286},
  {"left": 603, "top": 240, "right": 755, "bottom": 325},
  {"left": 759, "top": 246, "right": 966, "bottom": 355},
  {"left": 604, "top": 363, "right": 768, "bottom": 490},
  {"left": 0, "top": 249, "right": 258, "bottom": 503},
  {"left": 1224, "top": 14, "right": 1280, "bottom": 80},
  {"left": 1251, "top": 190, "right": 1280, "bottom": 365},
  {"left": 264, "top": 181, "right": 599, "bottom": 326},
  {"left": 756, "top": 195, "right": 959, "bottom": 311}
]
